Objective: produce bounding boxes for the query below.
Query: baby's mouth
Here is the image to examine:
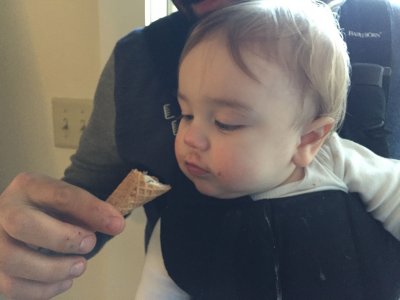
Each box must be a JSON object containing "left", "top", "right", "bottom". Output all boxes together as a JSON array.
[{"left": 185, "top": 161, "right": 209, "bottom": 177}]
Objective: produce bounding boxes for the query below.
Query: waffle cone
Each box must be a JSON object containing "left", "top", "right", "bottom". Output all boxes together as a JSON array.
[{"left": 106, "top": 169, "right": 171, "bottom": 216}]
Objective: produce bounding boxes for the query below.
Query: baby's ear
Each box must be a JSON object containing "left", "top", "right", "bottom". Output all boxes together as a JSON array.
[{"left": 292, "top": 117, "right": 334, "bottom": 167}]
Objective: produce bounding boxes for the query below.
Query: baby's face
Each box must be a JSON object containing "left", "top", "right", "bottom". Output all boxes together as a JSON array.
[{"left": 175, "top": 36, "right": 305, "bottom": 199}]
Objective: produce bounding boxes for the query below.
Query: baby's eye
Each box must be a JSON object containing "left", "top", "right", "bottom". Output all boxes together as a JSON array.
[{"left": 215, "top": 120, "right": 245, "bottom": 131}]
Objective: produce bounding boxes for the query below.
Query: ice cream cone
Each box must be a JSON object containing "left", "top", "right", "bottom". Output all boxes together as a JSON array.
[{"left": 106, "top": 169, "right": 171, "bottom": 216}]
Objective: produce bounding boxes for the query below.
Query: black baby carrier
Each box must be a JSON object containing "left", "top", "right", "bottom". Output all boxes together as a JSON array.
[
  {"left": 338, "top": 0, "right": 393, "bottom": 157},
  {"left": 91, "top": 0, "right": 400, "bottom": 299},
  {"left": 144, "top": 1, "right": 400, "bottom": 298}
]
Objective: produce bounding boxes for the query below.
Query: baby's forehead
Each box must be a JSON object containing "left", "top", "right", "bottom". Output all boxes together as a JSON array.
[{"left": 182, "top": 33, "right": 306, "bottom": 99}]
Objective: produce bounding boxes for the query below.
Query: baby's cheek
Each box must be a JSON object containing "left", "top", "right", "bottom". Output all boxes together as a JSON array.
[
  {"left": 215, "top": 163, "right": 246, "bottom": 185},
  {"left": 212, "top": 150, "right": 252, "bottom": 185}
]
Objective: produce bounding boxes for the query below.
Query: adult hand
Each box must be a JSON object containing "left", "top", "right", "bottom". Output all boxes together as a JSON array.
[{"left": 0, "top": 172, "right": 125, "bottom": 300}]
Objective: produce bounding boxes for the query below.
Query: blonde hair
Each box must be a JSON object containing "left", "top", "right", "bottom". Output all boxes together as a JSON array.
[{"left": 181, "top": 0, "right": 350, "bottom": 130}]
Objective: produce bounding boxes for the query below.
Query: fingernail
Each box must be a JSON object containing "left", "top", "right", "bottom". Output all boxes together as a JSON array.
[
  {"left": 79, "top": 235, "right": 96, "bottom": 252},
  {"left": 106, "top": 216, "right": 124, "bottom": 233},
  {"left": 70, "top": 261, "right": 85, "bottom": 277}
]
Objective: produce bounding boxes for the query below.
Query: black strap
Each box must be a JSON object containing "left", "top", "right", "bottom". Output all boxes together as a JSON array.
[
  {"left": 139, "top": 13, "right": 195, "bottom": 247},
  {"left": 143, "top": 12, "right": 195, "bottom": 94},
  {"left": 338, "top": 0, "right": 392, "bottom": 157}
]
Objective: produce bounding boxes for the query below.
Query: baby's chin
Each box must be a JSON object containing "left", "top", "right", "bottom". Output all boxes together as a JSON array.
[
  {"left": 180, "top": 166, "right": 250, "bottom": 199},
  {"left": 192, "top": 180, "right": 248, "bottom": 200}
]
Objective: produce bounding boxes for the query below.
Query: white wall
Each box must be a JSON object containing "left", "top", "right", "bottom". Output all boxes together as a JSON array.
[
  {"left": 0, "top": 0, "right": 147, "bottom": 299},
  {"left": 0, "top": 0, "right": 100, "bottom": 187},
  {"left": 99, "top": 0, "right": 145, "bottom": 65}
]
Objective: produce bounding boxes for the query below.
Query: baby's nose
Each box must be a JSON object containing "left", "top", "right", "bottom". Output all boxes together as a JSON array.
[{"left": 183, "top": 123, "right": 210, "bottom": 151}]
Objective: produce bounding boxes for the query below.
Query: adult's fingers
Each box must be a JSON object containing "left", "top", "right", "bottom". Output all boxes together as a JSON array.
[
  {"left": 1, "top": 205, "right": 97, "bottom": 254},
  {"left": 2, "top": 172, "right": 125, "bottom": 236},
  {"left": 0, "top": 172, "right": 125, "bottom": 299},
  {"left": 0, "top": 271, "right": 73, "bottom": 300},
  {"left": 0, "top": 230, "right": 86, "bottom": 283}
]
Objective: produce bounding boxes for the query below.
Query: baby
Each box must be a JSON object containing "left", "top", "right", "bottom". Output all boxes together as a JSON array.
[{"left": 136, "top": 0, "right": 400, "bottom": 299}]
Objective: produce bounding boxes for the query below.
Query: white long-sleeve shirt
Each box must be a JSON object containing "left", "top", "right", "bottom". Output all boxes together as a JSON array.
[
  {"left": 136, "top": 133, "right": 400, "bottom": 299},
  {"left": 253, "top": 132, "right": 400, "bottom": 239}
]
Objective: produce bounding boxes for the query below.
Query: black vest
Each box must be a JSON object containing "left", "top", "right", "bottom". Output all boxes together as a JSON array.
[{"left": 162, "top": 172, "right": 400, "bottom": 299}]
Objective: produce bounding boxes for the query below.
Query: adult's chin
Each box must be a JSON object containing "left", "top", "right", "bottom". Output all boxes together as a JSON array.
[
  {"left": 172, "top": 0, "right": 233, "bottom": 20},
  {"left": 172, "top": 0, "right": 202, "bottom": 20},
  {"left": 191, "top": 0, "right": 233, "bottom": 17}
]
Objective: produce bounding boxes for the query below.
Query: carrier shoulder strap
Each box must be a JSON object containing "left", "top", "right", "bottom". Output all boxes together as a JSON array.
[
  {"left": 143, "top": 12, "right": 195, "bottom": 93},
  {"left": 338, "top": 0, "right": 392, "bottom": 157}
]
